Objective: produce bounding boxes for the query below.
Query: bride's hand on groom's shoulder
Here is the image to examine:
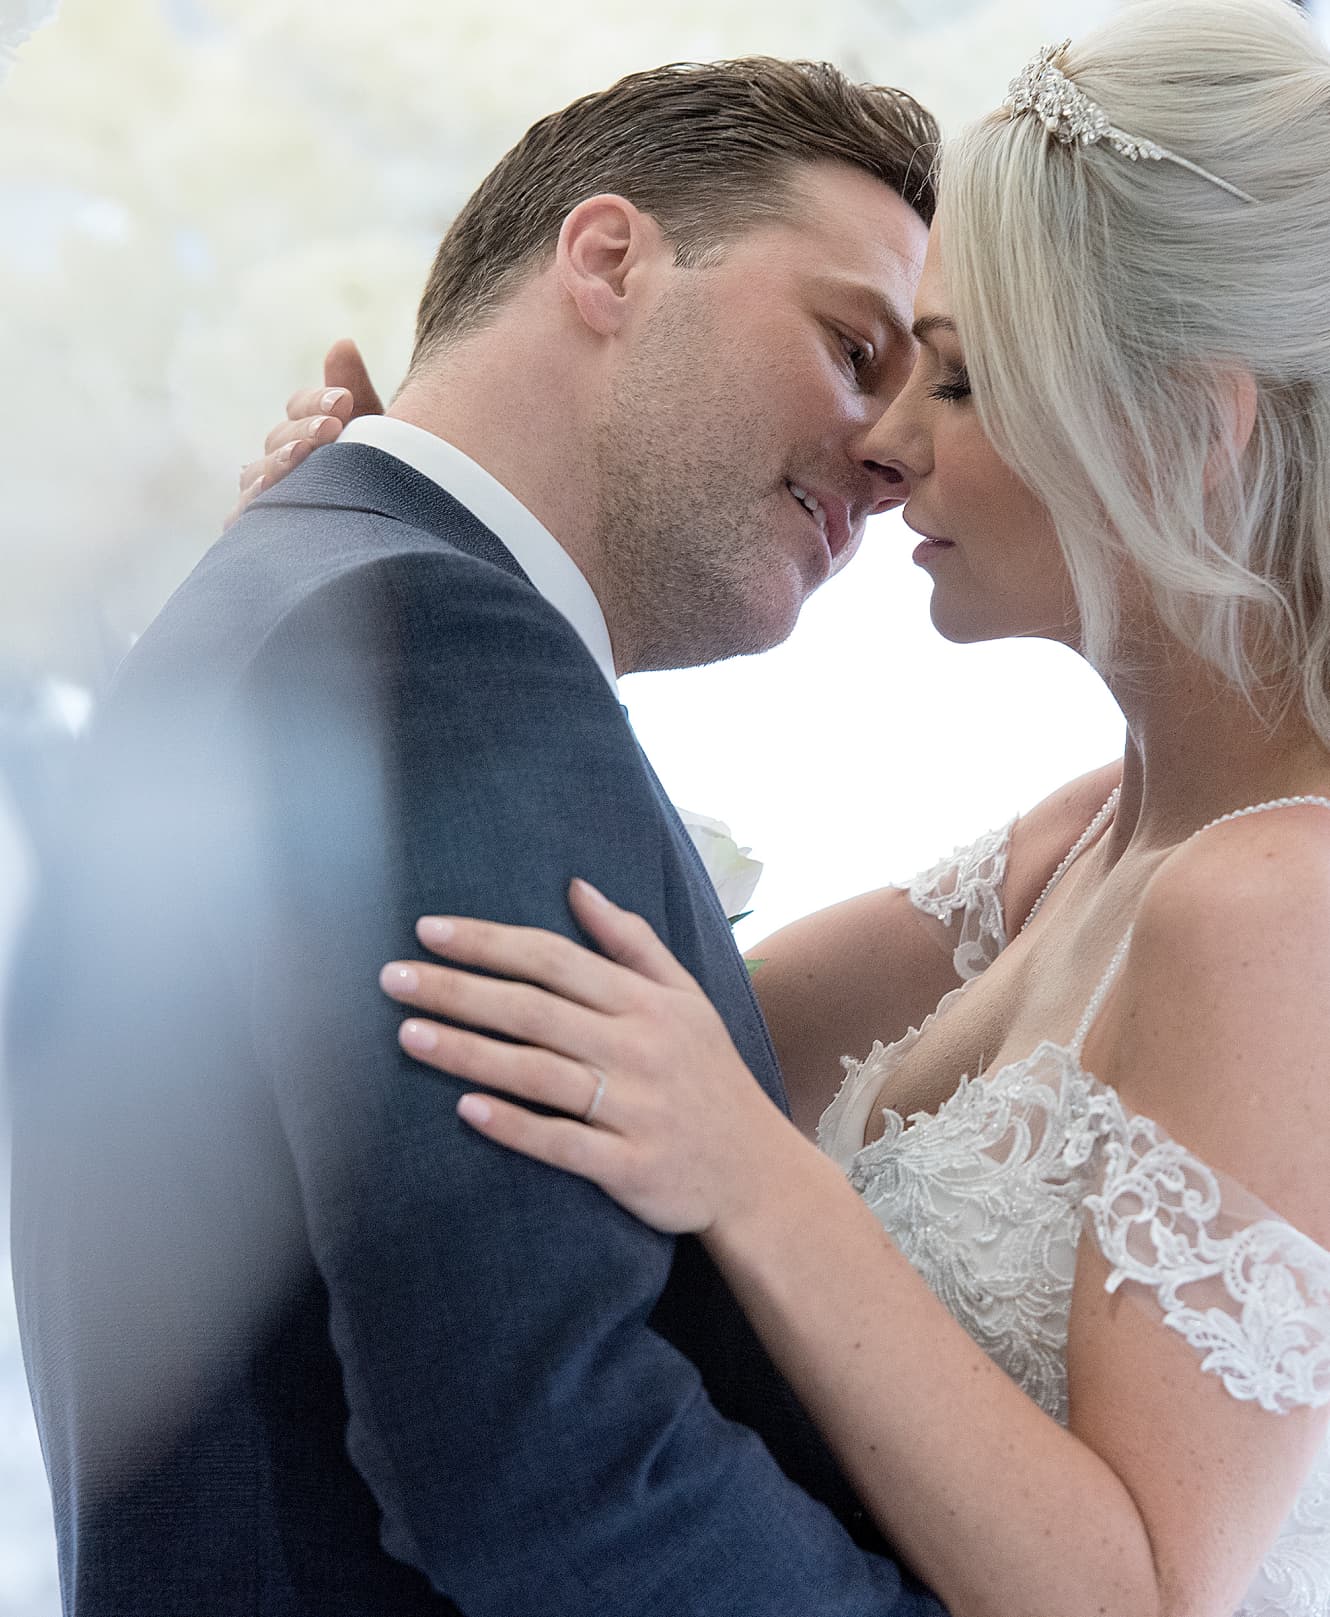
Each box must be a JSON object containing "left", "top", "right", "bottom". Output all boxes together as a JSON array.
[
  {"left": 225, "top": 338, "right": 384, "bottom": 528},
  {"left": 378, "top": 879, "right": 807, "bottom": 1237}
]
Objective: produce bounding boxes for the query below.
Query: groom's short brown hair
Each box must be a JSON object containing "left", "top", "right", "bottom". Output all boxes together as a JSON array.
[{"left": 411, "top": 57, "right": 939, "bottom": 364}]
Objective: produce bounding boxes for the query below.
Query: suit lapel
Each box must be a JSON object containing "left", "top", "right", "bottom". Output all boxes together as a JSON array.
[{"left": 628, "top": 736, "right": 793, "bottom": 1117}]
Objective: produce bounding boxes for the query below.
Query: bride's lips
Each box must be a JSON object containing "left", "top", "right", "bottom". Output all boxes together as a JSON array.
[
  {"left": 911, "top": 538, "right": 956, "bottom": 566},
  {"left": 903, "top": 515, "right": 956, "bottom": 567}
]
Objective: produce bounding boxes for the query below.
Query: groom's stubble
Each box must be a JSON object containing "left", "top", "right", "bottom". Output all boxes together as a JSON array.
[{"left": 590, "top": 275, "right": 827, "bottom": 674}]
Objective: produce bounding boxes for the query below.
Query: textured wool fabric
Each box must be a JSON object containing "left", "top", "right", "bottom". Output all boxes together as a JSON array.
[{"left": 7, "top": 443, "right": 943, "bottom": 1617}]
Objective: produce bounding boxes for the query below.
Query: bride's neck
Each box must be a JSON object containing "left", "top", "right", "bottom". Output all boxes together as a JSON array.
[{"left": 1102, "top": 658, "right": 1330, "bottom": 861}]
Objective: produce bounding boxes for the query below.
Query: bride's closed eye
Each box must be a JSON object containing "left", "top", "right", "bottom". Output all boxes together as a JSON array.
[{"left": 929, "top": 366, "right": 972, "bottom": 404}]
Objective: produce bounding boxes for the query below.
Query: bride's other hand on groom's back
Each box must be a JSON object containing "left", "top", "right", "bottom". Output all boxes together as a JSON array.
[{"left": 226, "top": 337, "right": 383, "bottom": 526}]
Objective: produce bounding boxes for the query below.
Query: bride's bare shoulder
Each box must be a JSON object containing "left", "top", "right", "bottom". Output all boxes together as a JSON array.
[
  {"left": 1002, "top": 757, "right": 1125, "bottom": 931},
  {"left": 1091, "top": 798, "right": 1330, "bottom": 1241},
  {"left": 1135, "top": 797, "right": 1330, "bottom": 951}
]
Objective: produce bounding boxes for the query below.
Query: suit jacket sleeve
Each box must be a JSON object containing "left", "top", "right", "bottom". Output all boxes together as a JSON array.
[{"left": 238, "top": 547, "right": 936, "bottom": 1617}]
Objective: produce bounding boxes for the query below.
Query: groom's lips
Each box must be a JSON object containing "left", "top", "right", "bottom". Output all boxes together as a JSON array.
[
  {"left": 785, "top": 480, "right": 855, "bottom": 564},
  {"left": 813, "top": 487, "right": 855, "bottom": 563}
]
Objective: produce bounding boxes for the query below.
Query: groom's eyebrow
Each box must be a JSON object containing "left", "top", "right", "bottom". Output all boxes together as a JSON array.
[{"left": 812, "top": 275, "right": 914, "bottom": 352}]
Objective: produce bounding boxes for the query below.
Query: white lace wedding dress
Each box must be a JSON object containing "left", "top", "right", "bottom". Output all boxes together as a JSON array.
[{"left": 817, "top": 800, "right": 1330, "bottom": 1617}]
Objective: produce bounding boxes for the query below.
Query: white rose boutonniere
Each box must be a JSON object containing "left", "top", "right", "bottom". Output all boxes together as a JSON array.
[{"left": 677, "top": 808, "right": 763, "bottom": 927}]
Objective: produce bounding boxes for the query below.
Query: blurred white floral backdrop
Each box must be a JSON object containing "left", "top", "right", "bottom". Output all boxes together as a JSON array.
[
  {"left": 0, "top": 0, "right": 1147, "bottom": 1609},
  {"left": 1, "top": 0, "right": 1119, "bottom": 684}
]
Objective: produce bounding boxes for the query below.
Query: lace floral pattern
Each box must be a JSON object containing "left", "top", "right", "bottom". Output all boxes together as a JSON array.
[
  {"left": 1242, "top": 1441, "right": 1330, "bottom": 1617},
  {"left": 901, "top": 818, "right": 1015, "bottom": 980},
  {"left": 818, "top": 818, "right": 1330, "bottom": 1616},
  {"left": 844, "top": 1040, "right": 1090, "bottom": 1422},
  {"left": 1085, "top": 1096, "right": 1330, "bottom": 1417}
]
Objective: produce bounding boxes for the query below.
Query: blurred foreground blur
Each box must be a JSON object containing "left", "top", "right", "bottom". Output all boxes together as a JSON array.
[{"left": 0, "top": 0, "right": 1138, "bottom": 1610}]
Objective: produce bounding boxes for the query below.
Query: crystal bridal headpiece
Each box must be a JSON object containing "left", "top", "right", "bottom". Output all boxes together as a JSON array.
[{"left": 1005, "top": 40, "right": 1258, "bottom": 205}]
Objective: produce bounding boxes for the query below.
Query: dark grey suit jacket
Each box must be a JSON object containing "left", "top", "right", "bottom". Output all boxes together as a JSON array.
[{"left": 8, "top": 444, "right": 944, "bottom": 1616}]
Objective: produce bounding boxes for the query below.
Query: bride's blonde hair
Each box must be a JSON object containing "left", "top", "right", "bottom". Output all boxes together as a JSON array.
[{"left": 942, "top": 0, "right": 1330, "bottom": 737}]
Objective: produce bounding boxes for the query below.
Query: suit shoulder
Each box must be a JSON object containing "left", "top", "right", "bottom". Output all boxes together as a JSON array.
[
  {"left": 230, "top": 535, "right": 625, "bottom": 765},
  {"left": 171, "top": 496, "right": 598, "bottom": 680},
  {"left": 115, "top": 516, "right": 581, "bottom": 715},
  {"left": 255, "top": 539, "right": 600, "bottom": 681},
  {"left": 204, "top": 502, "right": 532, "bottom": 617}
]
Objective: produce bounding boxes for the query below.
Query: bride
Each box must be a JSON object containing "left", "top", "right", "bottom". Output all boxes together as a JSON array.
[{"left": 251, "top": 2, "right": 1330, "bottom": 1611}]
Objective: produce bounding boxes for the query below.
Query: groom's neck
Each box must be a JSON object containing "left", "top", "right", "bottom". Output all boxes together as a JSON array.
[{"left": 389, "top": 313, "right": 615, "bottom": 629}]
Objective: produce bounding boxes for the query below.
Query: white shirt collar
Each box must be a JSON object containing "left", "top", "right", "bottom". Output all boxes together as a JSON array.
[{"left": 339, "top": 415, "right": 618, "bottom": 694}]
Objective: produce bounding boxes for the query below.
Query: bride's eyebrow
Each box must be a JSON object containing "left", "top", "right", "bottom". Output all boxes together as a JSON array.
[{"left": 912, "top": 314, "right": 958, "bottom": 344}]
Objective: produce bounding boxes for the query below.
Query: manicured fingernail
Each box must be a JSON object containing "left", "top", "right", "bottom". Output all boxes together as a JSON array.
[
  {"left": 400, "top": 1020, "right": 438, "bottom": 1054},
  {"left": 380, "top": 963, "right": 419, "bottom": 993},
  {"left": 306, "top": 415, "right": 330, "bottom": 439},
  {"left": 457, "top": 1094, "right": 492, "bottom": 1126},
  {"left": 418, "top": 917, "right": 454, "bottom": 945},
  {"left": 321, "top": 389, "right": 345, "bottom": 412},
  {"left": 278, "top": 441, "right": 297, "bottom": 466},
  {"left": 573, "top": 878, "right": 609, "bottom": 906}
]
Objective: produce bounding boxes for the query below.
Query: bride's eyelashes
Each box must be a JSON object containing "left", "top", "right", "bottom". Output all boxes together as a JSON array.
[{"left": 929, "top": 366, "right": 972, "bottom": 404}]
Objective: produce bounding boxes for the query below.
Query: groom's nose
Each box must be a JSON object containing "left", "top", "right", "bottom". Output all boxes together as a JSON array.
[{"left": 864, "top": 459, "right": 910, "bottom": 515}]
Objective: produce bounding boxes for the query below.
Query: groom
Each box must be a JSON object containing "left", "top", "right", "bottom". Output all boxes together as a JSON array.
[{"left": 9, "top": 59, "right": 939, "bottom": 1616}]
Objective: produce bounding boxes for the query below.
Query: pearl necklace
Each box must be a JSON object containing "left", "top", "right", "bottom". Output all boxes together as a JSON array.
[
  {"left": 1192, "top": 794, "right": 1330, "bottom": 838},
  {"left": 1019, "top": 787, "right": 1121, "bottom": 936},
  {"left": 1019, "top": 789, "right": 1330, "bottom": 939}
]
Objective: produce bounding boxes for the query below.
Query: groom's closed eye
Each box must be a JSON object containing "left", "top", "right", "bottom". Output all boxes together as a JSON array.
[{"left": 833, "top": 330, "right": 877, "bottom": 383}]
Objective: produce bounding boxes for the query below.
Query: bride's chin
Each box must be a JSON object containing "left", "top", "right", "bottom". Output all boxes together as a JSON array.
[
  {"left": 926, "top": 600, "right": 1015, "bottom": 646},
  {"left": 927, "top": 591, "right": 1077, "bottom": 649}
]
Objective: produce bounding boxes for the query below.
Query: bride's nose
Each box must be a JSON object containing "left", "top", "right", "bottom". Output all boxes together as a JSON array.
[{"left": 860, "top": 392, "right": 931, "bottom": 504}]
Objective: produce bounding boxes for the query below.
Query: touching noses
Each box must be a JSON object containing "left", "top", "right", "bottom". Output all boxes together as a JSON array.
[{"left": 859, "top": 394, "right": 930, "bottom": 514}]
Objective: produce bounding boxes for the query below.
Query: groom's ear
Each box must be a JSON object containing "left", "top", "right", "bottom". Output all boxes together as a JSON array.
[{"left": 556, "top": 195, "right": 668, "bottom": 336}]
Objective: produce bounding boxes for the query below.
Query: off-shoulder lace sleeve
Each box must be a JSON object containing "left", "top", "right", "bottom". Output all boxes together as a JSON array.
[
  {"left": 1081, "top": 1090, "right": 1330, "bottom": 1415},
  {"left": 899, "top": 818, "right": 1017, "bottom": 981}
]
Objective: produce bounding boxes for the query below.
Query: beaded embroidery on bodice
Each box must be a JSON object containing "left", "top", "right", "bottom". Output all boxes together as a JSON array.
[{"left": 817, "top": 804, "right": 1330, "bottom": 1616}]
